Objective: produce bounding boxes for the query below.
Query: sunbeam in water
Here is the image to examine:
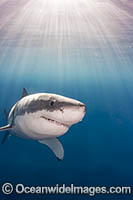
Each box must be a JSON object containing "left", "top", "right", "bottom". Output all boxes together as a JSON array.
[{"left": 0, "top": 0, "right": 133, "bottom": 200}]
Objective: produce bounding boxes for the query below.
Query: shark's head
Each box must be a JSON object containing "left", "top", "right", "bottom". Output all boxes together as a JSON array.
[
  {"left": 39, "top": 93, "right": 86, "bottom": 125},
  {"left": 13, "top": 93, "right": 86, "bottom": 138}
]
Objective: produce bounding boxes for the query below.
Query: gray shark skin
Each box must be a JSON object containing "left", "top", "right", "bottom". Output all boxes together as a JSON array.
[{"left": 0, "top": 88, "right": 86, "bottom": 160}]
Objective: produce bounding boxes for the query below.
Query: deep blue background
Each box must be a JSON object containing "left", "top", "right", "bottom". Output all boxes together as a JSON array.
[{"left": 0, "top": 0, "right": 133, "bottom": 199}]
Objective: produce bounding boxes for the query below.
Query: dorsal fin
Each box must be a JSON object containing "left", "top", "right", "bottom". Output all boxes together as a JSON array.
[{"left": 21, "top": 88, "right": 29, "bottom": 98}]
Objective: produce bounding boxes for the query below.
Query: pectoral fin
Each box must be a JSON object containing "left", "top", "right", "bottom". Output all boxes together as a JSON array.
[{"left": 39, "top": 138, "right": 64, "bottom": 160}]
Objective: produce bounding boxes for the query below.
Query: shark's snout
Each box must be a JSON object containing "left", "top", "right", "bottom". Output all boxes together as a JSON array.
[
  {"left": 78, "top": 102, "right": 86, "bottom": 111},
  {"left": 81, "top": 104, "right": 86, "bottom": 115},
  {"left": 60, "top": 101, "right": 86, "bottom": 126}
]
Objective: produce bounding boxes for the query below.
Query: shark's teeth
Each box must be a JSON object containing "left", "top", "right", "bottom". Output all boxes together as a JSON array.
[{"left": 40, "top": 116, "right": 69, "bottom": 128}]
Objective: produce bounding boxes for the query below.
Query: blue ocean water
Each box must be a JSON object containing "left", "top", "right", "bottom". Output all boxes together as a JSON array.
[{"left": 0, "top": 0, "right": 133, "bottom": 199}]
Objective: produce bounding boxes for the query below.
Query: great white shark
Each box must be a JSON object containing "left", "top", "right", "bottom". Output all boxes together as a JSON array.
[{"left": 0, "top": 88, "right": 86, "bottom": 160}]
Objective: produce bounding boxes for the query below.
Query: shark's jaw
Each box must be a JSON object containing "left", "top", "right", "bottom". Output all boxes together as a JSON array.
[
  {"left": 12, "top": 111, "right": 71, "bottom": 140},
  {"left": 40, "top": 116, "right": 70, "bottom": 129}
]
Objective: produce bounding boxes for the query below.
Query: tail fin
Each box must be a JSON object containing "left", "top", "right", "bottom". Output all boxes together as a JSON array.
[
  {"left": 1, "top": 110, "right": 11, "bottom": 144},
  {"left": 4, "top": 109, "right": 8, "bottom": 122},
  {"left": 0, "top": 124, "right": 12, "bottom": 132},
  {"left": 1, "top": 131, "right": 10, "bottom": 144}
]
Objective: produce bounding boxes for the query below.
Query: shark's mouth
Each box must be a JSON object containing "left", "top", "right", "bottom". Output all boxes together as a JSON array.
[{"left": 40, "top": 116, "right": 69, "bottom": 128}]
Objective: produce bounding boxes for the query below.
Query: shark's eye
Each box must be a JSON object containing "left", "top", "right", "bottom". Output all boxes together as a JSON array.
[{"left": 49, "top": 100, "right": 56, "bottom": 106}]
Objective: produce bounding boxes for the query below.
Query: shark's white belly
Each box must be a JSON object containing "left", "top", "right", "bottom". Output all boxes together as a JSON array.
[{"left": 12, "top": 112, "right": 69, "bottom": 140}]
